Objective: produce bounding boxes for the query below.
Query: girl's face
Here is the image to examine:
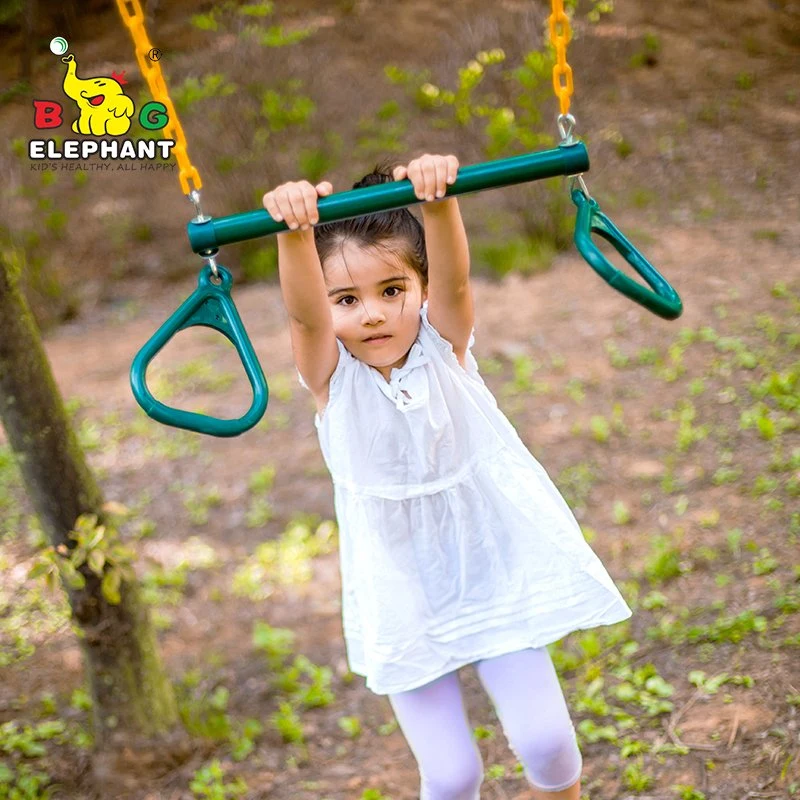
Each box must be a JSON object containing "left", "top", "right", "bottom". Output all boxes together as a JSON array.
[{"left": 323, "top": 240, "right": 427, "bottom": 382}]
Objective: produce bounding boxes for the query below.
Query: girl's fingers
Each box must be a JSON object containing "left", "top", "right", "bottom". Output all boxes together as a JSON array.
[
  {"left": 263, "top": 192, "right": 282, "bottom": 222},
  {"left": 421, "top": 157, "right": 437, "bottom": 202},
  {"left": 446, "top": 154, "right": 459, "bottom": 185},
  {"left": 268, "top": 180, "right": 333, "bottom": 229},
  {"left": 433, "top": 158, "right": 447, "bottom": 198},
  {"left": 392, "top": 166, "right": 408, "bottom": 181},
  {"left": 285, "top": 190, "right": 308, "bottom": 230},
  {"left": 408, "top": 160, "right": 425, "bottom": 201},
  {"left": 407, "top": 154, "right": 457, "bottom": 200},
  {"left": 277, "top": 196, "right": 295, "bottom": 228},
  {"left": 301, "top": 185, "right": 319, "bottom": 227}
]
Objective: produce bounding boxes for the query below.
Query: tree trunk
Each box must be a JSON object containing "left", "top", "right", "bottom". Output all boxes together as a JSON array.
[{"left": 0, "top": 250, "right": 192, "bottom": 793}]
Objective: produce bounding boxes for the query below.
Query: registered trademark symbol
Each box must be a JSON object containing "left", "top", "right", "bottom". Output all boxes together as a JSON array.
[{"left": 148, "top": 48, "right": 162, "bottom": 62}]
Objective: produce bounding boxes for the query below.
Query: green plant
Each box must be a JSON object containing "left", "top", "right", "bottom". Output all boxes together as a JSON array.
[
  {"left": 232, "top": 517, "right": 336, "bottom": 600},
  {"left": 173, "top": 74, "right": 237, "bottom": 112},
  {"left": 355, "top": 100, "right": 408, "bottom": 159},
  {"left": 473, "top": 235, "right": 556, "bottom": 279},
  {"left": 615, "top": 137, "right": 634, "bottom": 158},
  {"left": 245, "top": 497, "right": 274, "bottom": 528},
  {"left": 248, "top": 465, "right": 276, "bottom": 493},
  {"left": 271, "top": 701, "right": 304, "bottom": 744},
  {"left": 622, "top": 757, "right": 655, "bottom": 791},
  {"left": 630, "top": 31, "right": 661, "bottom": 67},
  {"left": 274, "top": 655, "right": 335, "bottom": 708},
  {"left": 175, "top": 483, "right": 224, "bottom": 527},
  {"left": 252, "top": 622, "right": 296, "bottom": 669},
  {"left": 260, "top": 81, "right": 316, "bottom": 133},
  {"left": 189, "top": 759, "right": 248, "bottom": 799},
  {"left": 240, "top": 243, "right": 278, "bottom": 282},
  {"left": 612, "top": 500, "right": 632, "bottom": 525},
  {"left": 229, "top": 719, "right": 264, "bottom": 762},
  {"left": 297, "top": 136, "right": 342, "bottom": 183},
  {"left": 642, "top": 535, "right": 684, "bottom": 584},
  {"left": 337, "top": 716, "right": 361, "bottom": 738},
  {"left": 28, "top": 510, "right": 136, "bottom": 605},
  {"left": 360, "top": 789, "right": 391, "bottom": 800},
  {"left": 384, "top": 47, "right": 578, "bottom": 249},
  {"left": 673, "top": 786, "right": 706, "bottom": 800},
  {"left": 0, "top": 720, "right": 66, "bottom": 758},
  {"left": 590, "top": 415, "right": 611, "bottom": 443},
  {"left": 0, "top": 760, "right": 57, "bottom": 799},
  {"left": 179, "top": 685, "right": 233, "bottom": 741}
]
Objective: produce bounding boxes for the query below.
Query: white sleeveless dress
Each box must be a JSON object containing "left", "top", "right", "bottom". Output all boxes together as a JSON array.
[{"left": 297, "top": 300, "right": 632, "bottom": 695}]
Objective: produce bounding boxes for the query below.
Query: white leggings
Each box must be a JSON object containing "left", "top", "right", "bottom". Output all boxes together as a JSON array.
[{"left": 387, "top": 647, "right": 582, "bottom": 799}]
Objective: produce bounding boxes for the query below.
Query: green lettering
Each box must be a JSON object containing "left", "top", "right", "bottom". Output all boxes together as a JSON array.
[{"left": 139, "top": 101, "right": 168, "bottom": 131}]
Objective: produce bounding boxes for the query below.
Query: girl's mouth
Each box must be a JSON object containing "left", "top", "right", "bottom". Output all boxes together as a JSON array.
[{"left": 364, "top": 335, "right": 391, "bottom": 344}]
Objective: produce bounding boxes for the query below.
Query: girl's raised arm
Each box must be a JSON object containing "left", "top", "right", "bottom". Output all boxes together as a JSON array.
[
  {"left": 276, "top": 227, "right": 330, "bottom": 327},
  {"left": 394, "top": 154, "right": 474, "bottom": 353},
  {"left": 421, "top": 196, "right": 475, "bottom": 360},
  {"left": 264, "top": 180, "right": 332, "bottom": 328},
  {"left": 265, "top": 181, "right": 339, "bottom": 397}
]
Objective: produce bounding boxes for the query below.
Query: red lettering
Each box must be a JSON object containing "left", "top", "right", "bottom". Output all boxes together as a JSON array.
[{"left": 33, "top": 100, "right": 63, "bottom": 129}]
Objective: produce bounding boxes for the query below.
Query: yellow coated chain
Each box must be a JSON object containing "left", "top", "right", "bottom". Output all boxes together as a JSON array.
[
  {"left": 548, "top": 0, "right": 574, "bottom": 118},
  {"left": 116, "top": 0, "right": 201, "bottom": 196}
]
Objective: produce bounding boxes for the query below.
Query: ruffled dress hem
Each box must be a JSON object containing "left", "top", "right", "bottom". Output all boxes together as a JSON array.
[{"left": 343, "top": 594, "right": 632, "bottom": 695}]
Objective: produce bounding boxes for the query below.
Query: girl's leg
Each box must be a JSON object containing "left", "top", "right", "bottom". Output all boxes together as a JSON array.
[
  {"left": 474, "top": 647, "right": 582, "bottom": 799},
  {"left": 388, "top": 670, "right": 484, "bottom": 800}
]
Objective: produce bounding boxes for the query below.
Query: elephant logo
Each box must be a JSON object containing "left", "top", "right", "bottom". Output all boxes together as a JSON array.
[{"left": 60, "top": 54, "right": 135, "bottom": 136}]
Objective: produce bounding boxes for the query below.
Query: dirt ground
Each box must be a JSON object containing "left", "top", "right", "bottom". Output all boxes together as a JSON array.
[{"left": 1, "top": 1, "right": 799, "bottom": 799}]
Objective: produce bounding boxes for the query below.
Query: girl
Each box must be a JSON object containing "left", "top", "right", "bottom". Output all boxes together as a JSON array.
[{"left": 263, "top": 154, "right": 632, "bottom": 800}]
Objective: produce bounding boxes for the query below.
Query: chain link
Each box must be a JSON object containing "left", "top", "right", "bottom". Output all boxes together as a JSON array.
[
  {"left": 548, "top": 0, "right": 574, "bottom": 118},
  {"left": 116, "top": 0, "right": 202, "bottom": 196}
]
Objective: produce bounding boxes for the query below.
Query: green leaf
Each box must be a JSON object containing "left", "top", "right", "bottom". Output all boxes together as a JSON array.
[
  {"left": 87, "top": 549, "right": 106, "bottom": 576},
  {"left": 60, "top": 559, "right": 86, "bottom": 590},
  {"left": 27, "top": 560, "right": 53, "bottom": 580},
  {"left": 101, "top": 568, "right": 122, "bottom": 604}
]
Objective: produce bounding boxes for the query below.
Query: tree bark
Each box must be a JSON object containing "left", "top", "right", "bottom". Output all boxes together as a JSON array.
[{"left": 0, "top": 251, "right": 191, "bottom": 793}]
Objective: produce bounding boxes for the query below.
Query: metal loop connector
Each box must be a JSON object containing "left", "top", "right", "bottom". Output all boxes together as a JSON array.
[
  {"left": 204, "top": 252, "right": 219, "bottom": 279},
  {"left": 189, "top": 190, "right": 210, "bottom": 223},
  {"left": 569, "top": 173, "right": 593, "bottom": 202},
  {"left": 557, "top": 113, "right": 577, "bottom": 146}
]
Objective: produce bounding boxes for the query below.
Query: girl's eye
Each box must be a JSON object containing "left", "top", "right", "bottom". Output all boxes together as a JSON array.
[{"left": 337, "top": 286, "right": 403, "bottom": 306}]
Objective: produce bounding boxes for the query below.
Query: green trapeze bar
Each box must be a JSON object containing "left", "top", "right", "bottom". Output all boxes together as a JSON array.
[{"left": 187, "top": 143, "right": 591, "bottom": 253}]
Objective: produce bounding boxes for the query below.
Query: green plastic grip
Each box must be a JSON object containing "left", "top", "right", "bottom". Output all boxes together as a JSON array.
[
  {"left": 130, "top": 264, "right": 268, "bottom": 437},
  {"left": 187, "top": 143, "right": 591, "bottom": 253},
  {"left": 572, "top": 188, "right": 683, "bottom": 320}
]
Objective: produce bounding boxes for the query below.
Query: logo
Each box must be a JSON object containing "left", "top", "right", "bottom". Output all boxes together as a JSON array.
[{"left": 29, "top": 42, "right": 176, "bottom": 173}]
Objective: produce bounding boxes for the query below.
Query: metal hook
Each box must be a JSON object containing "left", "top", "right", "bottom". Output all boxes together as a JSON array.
[
  {"left": 204, "top": 252, "right": 219, "bottom": 279},
  {"left": 190, "top": 192, "right": 217, "bottom": 277},
  {"left": 557, "top": 113, "right": 577, "bottom": 146},
  {"left": 569, "top": 173, "right": 593, "bottom": 202},
  {"left": 189, "top": 190, "right": 210, "bottom": 223}
]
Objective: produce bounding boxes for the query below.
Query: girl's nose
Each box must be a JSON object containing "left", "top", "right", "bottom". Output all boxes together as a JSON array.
[{"left": 361, "top": 300, "right": 387, "bottom": 323}]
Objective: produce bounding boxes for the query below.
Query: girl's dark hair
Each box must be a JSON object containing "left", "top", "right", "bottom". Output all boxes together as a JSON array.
[{"left": 313, "top": 160, "right": 428, "bottom": 292}]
